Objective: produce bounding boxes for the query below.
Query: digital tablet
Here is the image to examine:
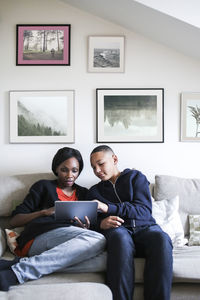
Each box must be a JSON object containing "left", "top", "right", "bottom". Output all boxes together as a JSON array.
[{"left": 55, "top": 201, "right": 98, "bottom": 224}]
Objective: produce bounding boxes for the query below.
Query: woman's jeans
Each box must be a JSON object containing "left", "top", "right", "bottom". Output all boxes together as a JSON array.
[{"left": 12, "top": 226, "right": 106, "bottom": 283}]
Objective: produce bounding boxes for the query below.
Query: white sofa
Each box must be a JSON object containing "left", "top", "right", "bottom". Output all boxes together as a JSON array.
[{"left": 0, "top": 173, "right": 200, "bottom": 300}]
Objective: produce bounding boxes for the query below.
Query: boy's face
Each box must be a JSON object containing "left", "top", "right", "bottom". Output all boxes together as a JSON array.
[{"left": 90, "top": 151, "right": 118, "bottom": 182}]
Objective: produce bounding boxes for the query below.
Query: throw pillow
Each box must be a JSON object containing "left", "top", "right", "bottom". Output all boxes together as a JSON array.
[
  {"left": 152, "top": 195, "right": 188, "bottom": 247},
  {"left": 188, "top": 215, "right": 200, "bottom": 246},
  {"left": 5, "top": 227, "right": 24, "bottom": 253}
]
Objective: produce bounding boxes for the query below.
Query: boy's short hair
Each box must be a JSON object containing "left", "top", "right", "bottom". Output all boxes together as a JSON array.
[{"left": 90, "top": 145, "right": 114, "bottom": 156}]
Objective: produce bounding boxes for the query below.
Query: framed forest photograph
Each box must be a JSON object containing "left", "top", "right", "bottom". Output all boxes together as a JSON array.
[
  {"left": 10, "top": 90, "right": 74, "bottom": 143},
  {"left": 16, "top": 24, "right": 70, "bottom": 65},
  {"left": 96, "top": 88, "right": 164, "bottom": 143},
  {"left": 181, "top": 92, "right": 200, "bottom": 141}
]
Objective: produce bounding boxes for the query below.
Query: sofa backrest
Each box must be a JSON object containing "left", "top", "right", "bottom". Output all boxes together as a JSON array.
[
  {"left": 3, "top": 172, "right": 198, "bottom": 238},
  {"left": 0, "top": 173, "right": 55, "bottom": 217},
  {"left": 154, "top": 175, "right": 200, "bottom": 237},
  {"left": 0, "top": 173, "right": 154, "bottom": 217}
]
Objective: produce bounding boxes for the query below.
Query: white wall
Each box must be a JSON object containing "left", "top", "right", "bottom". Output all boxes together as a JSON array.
[
  {"left": 1, "top": 0, "right": 200, "bottom": 187},
  {"left": 136, "top": 0, "right": 200, "bottom": 28}
]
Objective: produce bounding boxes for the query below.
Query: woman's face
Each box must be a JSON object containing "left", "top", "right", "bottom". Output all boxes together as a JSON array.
[{"left": 56, "top": 157, "right": 80, "bottom": 188}]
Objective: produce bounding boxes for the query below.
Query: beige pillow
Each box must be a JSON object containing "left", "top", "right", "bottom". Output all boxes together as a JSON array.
[{"left": 188, "top": 215, "right": 200, "bottom": 246}]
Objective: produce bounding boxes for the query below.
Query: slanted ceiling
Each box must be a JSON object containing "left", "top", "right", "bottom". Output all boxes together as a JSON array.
[{"left": 60, "top": 0, "right": 200, "bottom": 60}]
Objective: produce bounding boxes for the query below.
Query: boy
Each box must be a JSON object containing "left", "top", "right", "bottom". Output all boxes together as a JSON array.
[{"left": 88, "top": 145, "right": 173, "bottom": 300}]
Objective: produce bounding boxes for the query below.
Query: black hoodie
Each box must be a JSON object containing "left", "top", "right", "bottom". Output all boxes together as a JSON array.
[{"left": 87, "top": 169, "right": 156, "bottom": 230}]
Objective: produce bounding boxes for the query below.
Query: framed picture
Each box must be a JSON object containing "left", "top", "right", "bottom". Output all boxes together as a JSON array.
[
  {"left": 88, "top": 36, "right": 125, "bottom": 72},
  {"left": 16, "top": 24, "right": 70, "bottom": 65},
  {"left": 181, "top": 92, "right": 200, "bottom": 141},
  {"left": 10, "top": 90, "right": 74, "bottom": 143},
  {"left": 96, "top": 88, "right": 164, "bottom": 143}
]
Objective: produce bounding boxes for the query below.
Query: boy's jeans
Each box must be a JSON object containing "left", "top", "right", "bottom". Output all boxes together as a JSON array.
[
  {"left": 102, "top": 224, "right": 173, "bottom": 300},
  {"left": 12, "top": 226, "right": 106, "bottom": 283}
]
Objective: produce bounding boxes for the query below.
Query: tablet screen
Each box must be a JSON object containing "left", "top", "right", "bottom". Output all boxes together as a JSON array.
[{"left": 55, "top": 201, "right": 98, "bottom": 224}]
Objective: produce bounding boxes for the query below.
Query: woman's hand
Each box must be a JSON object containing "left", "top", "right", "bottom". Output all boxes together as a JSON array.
[
  {"left": 10, "top": 206, "right": 55, "bottom": 227},
  {"left": 100, "top": 216, "right": 124, "bottom": 230},
  {"left": 92, "top": 199, "right": 108, "bottom": 213},
  {"left": 41, "top": 207, "right": 55, "bottom": 216},
  {"left": 74, "top": 216, "right": 90, "bottom": 229}
]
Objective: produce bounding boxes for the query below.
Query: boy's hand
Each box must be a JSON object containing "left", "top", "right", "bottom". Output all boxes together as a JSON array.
[
  {"left": 100, "top": 216, "right": 124, "bottom": 230},
  {"left": 92, "top": 199, "right": 108, "bottom": 213}
]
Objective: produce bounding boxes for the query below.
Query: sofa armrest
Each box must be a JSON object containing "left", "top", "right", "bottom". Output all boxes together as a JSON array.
[{"left": 0, "top": 228, "right": 7, "bottom": 257}]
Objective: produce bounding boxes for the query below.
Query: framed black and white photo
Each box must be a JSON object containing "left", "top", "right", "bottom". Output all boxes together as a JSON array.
[
  {"left": 181, "top": 92, "right": 200, "bottom": 142},
  {"left": 88, "top": 36, "right": 124, "bottom": 72},
  {"left": 10, "top": 90, "right": 74, "bottom": 143},
  {"left": 96, "top": 88, "right": 164, "bottom": 143}
]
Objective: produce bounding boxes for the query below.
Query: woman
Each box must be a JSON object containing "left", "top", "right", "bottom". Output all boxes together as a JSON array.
[{"left": 0, "top": 147, "right": 106, "bottom": 291}]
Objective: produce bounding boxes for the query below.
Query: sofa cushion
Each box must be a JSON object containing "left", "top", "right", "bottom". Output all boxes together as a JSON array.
[
  {"left": 0, "top": 173, "right": 55, "bottom": 216},
  {"left": 6, "top": 282, "right": 112, "bottom": 300},
  {"left": 134, "top": 246, "right": 200, "bottom": 283},
  {"left": 2, "top": 246, "right": 200, "bottom": 285},
  {"left": 188, "top": 215, "right": 200, "bottom": 246},
  {"left": 152, "top": 195, "right": 188, "bottom": 247},
  {"left": 173, "top": 246, "right": 200, "bottom": 282},
  {"left": 154, "top": 175, "right": 200, "bottom": 237}
]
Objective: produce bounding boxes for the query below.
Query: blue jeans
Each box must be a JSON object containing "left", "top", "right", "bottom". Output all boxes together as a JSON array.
[
  {"left": 102, "top": 224, "right": 173, "bottom": 300},
  {"left": 11, "top": 226, "right": 106, "bottom": 283}
]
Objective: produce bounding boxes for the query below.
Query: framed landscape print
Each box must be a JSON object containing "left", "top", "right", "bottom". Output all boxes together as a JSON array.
[
  {"left": 181, "top": 92, "right": 200, "bottom": 141},
  {"left": 10, "top": 90, "right": 74, "bottom": 143},
  {"left": 96, "top": 88, "right": 164, "bottom": 143},
  {"left": 16, "top": 24, "right": 70, "bottom": 65},
  {"left": 88, "top": 36, "right": 124, "bottom": 72}
]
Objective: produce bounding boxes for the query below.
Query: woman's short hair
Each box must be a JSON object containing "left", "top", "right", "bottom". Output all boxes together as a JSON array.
[{"left": 52, "top": 147, "right": 84, "bottom": 176}]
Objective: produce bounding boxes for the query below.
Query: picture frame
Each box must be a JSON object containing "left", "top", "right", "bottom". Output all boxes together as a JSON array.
[
  {"left": 16, "top": 24, "right": 70, "bottom": 65},
  {"left": 181, "top": 92, "right": 200, "bottom": 142},
  {"left": 10, "top": 90, "right": 74, "bottom": 143},
  {"left": 96, "top": 88, "right": 164, "bottom": 143},
  {"left": 88, "top": 36, "right": 125, "bottom": 72}
]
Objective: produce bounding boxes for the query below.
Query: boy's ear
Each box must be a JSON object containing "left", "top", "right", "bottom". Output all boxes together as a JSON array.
[{"left": 112, "top": 154, "right": 118, "bottom": 165}]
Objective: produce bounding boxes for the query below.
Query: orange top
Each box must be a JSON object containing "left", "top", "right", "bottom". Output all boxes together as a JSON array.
[
  {"left": 56, "top": 187, "right": 78, "bottom": 201},
  {"left": 14, "top": 239, "right": 34, "bottom": 257},
  {"left": 14, "top": 188, "right": 77, "bottom": 257}
]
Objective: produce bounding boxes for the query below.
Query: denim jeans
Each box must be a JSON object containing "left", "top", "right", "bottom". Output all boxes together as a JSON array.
[
  {"left": 102, "top": 224, "right": 173, "bottom": 300},
  {"left": 12, "top": 226, "right": 106, "bottom": 283}
]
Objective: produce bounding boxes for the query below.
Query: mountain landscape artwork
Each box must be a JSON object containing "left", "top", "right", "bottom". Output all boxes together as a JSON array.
[
  {"left": 104, "top": 95, "right": 157, "bottom": 137},
  {"left": 17, "top": 96, "right": 68, "bottom": 137},
  {"left": 97, "top": 88, "right": 164, "bottom": 142}
]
